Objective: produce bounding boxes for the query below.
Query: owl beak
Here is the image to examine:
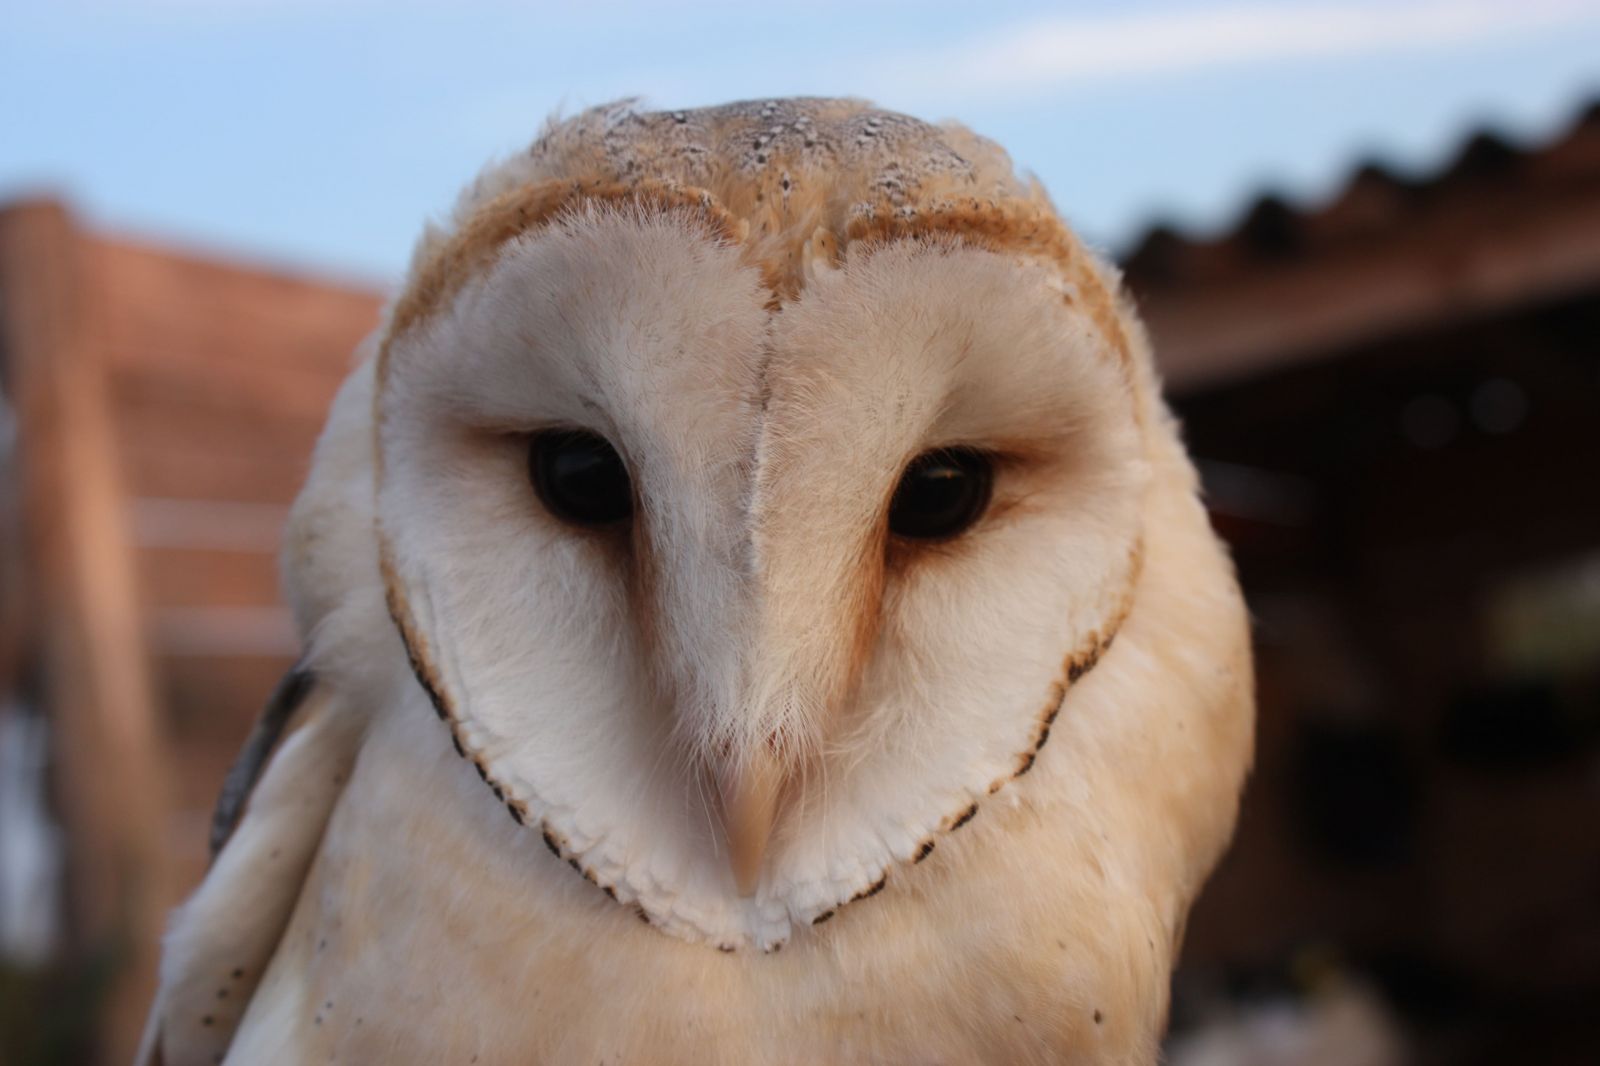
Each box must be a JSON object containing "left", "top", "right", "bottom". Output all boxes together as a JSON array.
[{"left": 718, "top": 746, "right": 784, "bottom": 897}]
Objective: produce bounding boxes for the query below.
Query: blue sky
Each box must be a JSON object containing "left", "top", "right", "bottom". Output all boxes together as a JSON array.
[{"left": 3, "top": 0, "right": 1598, "bottom": 286}]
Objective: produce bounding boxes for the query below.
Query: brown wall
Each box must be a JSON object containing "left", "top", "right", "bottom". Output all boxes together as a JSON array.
[{"left": 0, "top": 201, "right": 381, "bottom": 1063}]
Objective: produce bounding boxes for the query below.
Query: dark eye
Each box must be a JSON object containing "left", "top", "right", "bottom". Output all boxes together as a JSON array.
[
  {"left": 529, "top": 429, "right": 633, "bottom": 526},
  {"left": 888, "top": 447, "right": 994, "bottom": 540}
]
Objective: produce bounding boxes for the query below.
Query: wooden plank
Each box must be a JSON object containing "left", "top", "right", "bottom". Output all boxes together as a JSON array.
[
  {"left": 109, "top": 351, "right": 350, "bottom": 424},
  {"left": 91, "top": 236, "right": 383, "bottom": 380},
  {"left": 110, "top": 390, "right": 331, "bottom": 465},
  {"left": 130, "top": 498, "right": 290, "bottom": 557},
  {"left": 134, "top": 544, "right": 284, "bottom": 614},
  {"left": 0, "top": 201, "right": 173, "bottom": 1066},
  {"left": 116, "top": 436, "right": 319, "bottom": 505},
  {"left": 109, "top": 397, "right": 329, "bottom": 508}
]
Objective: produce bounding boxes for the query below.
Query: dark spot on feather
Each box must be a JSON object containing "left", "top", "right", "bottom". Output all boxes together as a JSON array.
[
  {"left": 393, "top": 616, "right": 451, "bottom": 723},
  {"left": 451, "top": 734, "right": 466, "bottom": 758},
  {"left": 602, "top": 884, "right": 617, "bottom": 901},
  {"left": 812, "top": 909, "right": 835, "bottom": 925},
  {"left": 1094, "top": 1009, "right": 1104, "bottom": 1025},
  {"left": 567, "top": 858, "right": 583, "bottom": 874},
  {"left": 541, "top": 829, "right": 562, "bottom": 857},
  {"left": 231, "top": 968, "right": 244, "bottom": 979},
  {"left": 1014, "top": 751, "right": 1037, "bottom": 777},
  {"left": 717, "top": 944, "right": 736, "bottom": 953},
  {"left": 634, "top": 905, "right": 652, "bottom": 925},
  {"left": 950, "top": 803, "right": 979, "bottom": 830},
  {"left": 202, "top": 1015, "right": 214, "bottom": 1027},
  {"left": 507, "top": 802, "right": 524, "bottom": 825},
  {"left": 1069, "top": 633, "right": 1116, "bottom": 685},
  {"left": 913, "top": 840, "right": 935, "bottom": 863},
  {"left": 851, "top": 874, "right": 887, "bottom": 902},
  {"left": 471, "top": 760, "right": 489, "bottom": 783}
]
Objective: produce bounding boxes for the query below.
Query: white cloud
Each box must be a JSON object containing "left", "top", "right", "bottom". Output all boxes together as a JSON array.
[{"left": 863, "top": 0, "right": 1600, "bottom": 106}]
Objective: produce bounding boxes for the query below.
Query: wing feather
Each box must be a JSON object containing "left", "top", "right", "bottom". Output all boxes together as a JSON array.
[
  {"left": 137, "top": 671, "right": 363, "bottom": 1066},
  {"left": 208, "top": 661, "right": 315, "bottom": 857}
]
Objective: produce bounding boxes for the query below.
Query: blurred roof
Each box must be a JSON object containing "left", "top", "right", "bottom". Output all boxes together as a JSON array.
[{"left": 1124, "top": 99, "right": 1600, "bottom": 391}]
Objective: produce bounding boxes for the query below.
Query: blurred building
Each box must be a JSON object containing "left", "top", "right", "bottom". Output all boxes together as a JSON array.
[
  {"left": 1, "top": 102, "right": 1597, "bottom": 1065},
  {"left": 1128, "top": 101, "right": 1600, "bottom": 1066},
  {"left": 0, "top": 207, "right": 377, "bottom": 1062}
]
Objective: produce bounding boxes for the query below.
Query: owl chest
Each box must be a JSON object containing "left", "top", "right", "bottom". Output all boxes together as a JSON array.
[{"left": 228, "top": 698, "right": 1154, "bottom": 1064}]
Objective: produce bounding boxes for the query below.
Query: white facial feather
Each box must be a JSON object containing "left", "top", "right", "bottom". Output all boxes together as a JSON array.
[{"left": 373, "top": 201, "right": 1148, "bottom": 948}]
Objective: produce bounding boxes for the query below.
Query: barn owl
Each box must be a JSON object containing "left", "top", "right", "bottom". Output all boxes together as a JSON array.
[{"left": 140, "top": 98, "right": 1253, "bottom": 1065}]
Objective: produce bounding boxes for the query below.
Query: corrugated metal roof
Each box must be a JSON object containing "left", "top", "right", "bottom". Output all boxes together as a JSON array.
[
  {"left": 1124, "top": 99, "right": 1600, "bottom": 390},
  {"left": 1123, "top": 99, "right": 1600, "bottom": 283}
]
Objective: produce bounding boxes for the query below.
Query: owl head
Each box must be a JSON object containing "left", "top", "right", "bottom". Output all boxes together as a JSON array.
[{"left": 290, "top": 99, "right": 1252, "bottom": 954}]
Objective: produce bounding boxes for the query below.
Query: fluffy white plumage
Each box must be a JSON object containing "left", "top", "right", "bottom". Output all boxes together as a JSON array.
[{"left": 141, "top": 98, "right": 1254, "bottom": 1065}]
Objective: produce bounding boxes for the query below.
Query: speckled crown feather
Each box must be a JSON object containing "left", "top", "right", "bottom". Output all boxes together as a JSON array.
[
  {"left": 395, "top": 97, "right": 1129, "bottom": 364},
  {"left": 452, "top": 96, "right": 1036, "bottom": 251}
]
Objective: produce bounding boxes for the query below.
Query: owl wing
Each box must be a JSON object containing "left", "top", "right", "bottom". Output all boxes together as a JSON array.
[
  {"left": 134, "top": 335, "right": 387, "bottom": 1065},
  {"left": 136, "top": 664, "right": 365, "bottom": 1066},
  {"left": 208, "top": 660, "right": 314, "bottom": 857}
]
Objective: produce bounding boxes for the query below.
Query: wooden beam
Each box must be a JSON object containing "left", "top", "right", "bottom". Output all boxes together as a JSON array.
[
  {"left": 1138, "top": 183, "right": 1600, "bottom": 391},
  {"left": 0, "top": 200, "right": 172, "bottom": 1065}
]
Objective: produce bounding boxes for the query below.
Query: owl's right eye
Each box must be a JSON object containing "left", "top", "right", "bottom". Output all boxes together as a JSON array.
[{"left": 529, "top": 429, "right": 634, "bottom": 527}]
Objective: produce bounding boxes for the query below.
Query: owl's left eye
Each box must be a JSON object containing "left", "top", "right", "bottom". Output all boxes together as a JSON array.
[
  {"left": 889, "top": 447, "right": 994, "bottom": 540},
  {"left": 529, "top": 429, "right": 634, "bottom": 526}
]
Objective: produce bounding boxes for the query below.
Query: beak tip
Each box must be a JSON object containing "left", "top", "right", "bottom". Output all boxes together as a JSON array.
[
  {"left": 718, "top": 748, "right": 785, "bottom": 899},
  {"left": 732, "top": 854, "right": 763, "bottom": 898}
]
